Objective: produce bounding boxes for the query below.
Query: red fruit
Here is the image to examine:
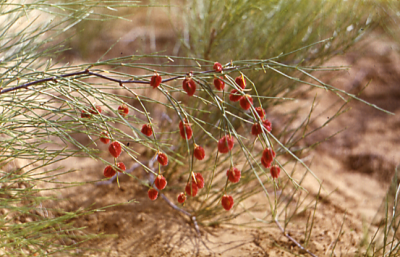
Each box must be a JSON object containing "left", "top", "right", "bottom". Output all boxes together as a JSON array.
[
  {"left": 213, "top": 62, "right": 223, "bottom": 72},
  {"left": 194, "top": 145, "right": 205, "bottom": 160},
  {"left": 213, "top": 77, "right": 225, "bottom": 91},
  {"left": 150, "top": 74, "right": 162, "bottom": 89},
  {"left": 182, "top": 77, "right": 196, "bottom": 96},
  {"left": 270, "top": 165, "right": 281, "bottom": 179},
  {"left": 229, "top": 89, "right": 243, "bottom": 102},
  {"left": 179, "top": 124, "right": 193, "bottom": 140},
  {"left": 221, "top": 195, "right": 234, "bottom": 211},
  {"left": 177, "top": 192, "right": 186, "bottom": 204},
  {"left": 185, "top": 182, "right": 198, "bottom": 197},
  {"left": 89, "top": 105, "right": 102, "bottom": 115},
  {"left": 81, "top": 110, "right": 91, "bottom": 118},
  {"left": 109, "top": 141, "right": 122, "bottom": 158},
  {"left": 251, "top": 119, "right": 272, "bottom": 136},
  {"left": 154, "top": 175, "right": 167, "bottom": 190},
  {"left": 226, "top": 167, "right": 241, "bottom": 183},
  {"left": 141, "top": 124, "right": 153, "bottom": 137},
  {"left": 118, "top": 104, "right": 129, "bottom": 117},
  {"left": 116, "top": 162, "right": 126, "bottom": 173},
  {"left": 235, "top": 75, "right": 246, "bottom": 89},
  {"left": 103, "top": 165, "right": 116, "bottom": 178},
  {"left": 261, "top": 148, "right": 276, "bottom": 168},
  {"left": 179, "top": 119, "right": 188, "bottom": 131},
  {"left": 157, "top": 152, "right": 168, "bottom": 166},
  {"left": 218, "top": 135, "right": 234, "bottom": 154},
  {"left": 239, "top": 95, "right": 253, "bottom": 110},
  {"left": 251, "top": 123, "right": 262, "bottom": 136},
  {"left": 100, "top": 131, "right": 110, "bottom": 144},
  {"left": 193, "top": 173, "right": 204, "bottom": 189},
  {"left": 148, "top": 188, "right": 158, "bottom": 201},
  {"left": 254, "top": 107, "right": 265, "bottom": 120},
  {"left": 262, "top": 119, "right": 272, "bottom": 132}
]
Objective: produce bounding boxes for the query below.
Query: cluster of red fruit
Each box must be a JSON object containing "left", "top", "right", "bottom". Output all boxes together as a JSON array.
[{"left": 85, "top": 62, "right": 280, "bottom": 212}]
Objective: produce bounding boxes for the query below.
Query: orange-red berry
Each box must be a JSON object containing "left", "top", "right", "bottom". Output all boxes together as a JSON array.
[
  {"left": 178, "top": 118, "right": 189, "bottom": 130},
  {"left": 141, "top": 124, "right": 153, "bottom": 137},
  {"left": 193, "top": 173, "right": 204, "bottom": 189},
  {"left": 109, "top": 141, "right": 122, "bottom": 158},
  {"left": 213, "top": 62, "right": 223, "bottom": 72},
  {"left": 261, "top": 148, "right": 276, "bottom": 168},
  {"left": 213, "top": 77, "right": 225, "bottom": 91},
  {"left": 229, "top": 89, "right": 243, "bottom": 102},
  {"left": 179, "top": 121, "right": 193, "bottom": 140},
  {"left": 239, "top": 95, "right": 253, "bottom": 110},
  {"left": 270, "top": 165, "right": 281, "bottom": 179},
  {"left": 226, "top": 167, "right": 241, "bottom": 183},
  {"left": 251, "top": 119, "right": 272, "bottom": 136},
  {"left": 254, "top": 107, "right": 265, "bottom": 120},
  {"left": 251, "top": 123, "right": 262, "bottom": 136},
  {"left": 262, "top": 119, "right": 272, "bottom": 132},
  {"left": 148, "top": 188, "right": 158, "bottom": 201},
  {"left": 235, "top": 75, "right": 246, "bottom": 89},
  {"left": 103, "top": 165, "right": 116, "bottom": 178},
  {"left": 150, "top": 74, "right": 162, "bottom": 89},
  {"left": 221, "top": 195, "right": 234, "bottom": 211},
  {"left": 194, "top": 145, "right": 205, "bottom": 160},
  {"left": 81, "top": 110, "right": 91, "bottom": 118},
  {"left": 218, "top": 135, "right": 234, "bottom": 154},
  {"left": 177, "top": 192, "right": 186, "bottom": 204},
  {"left": 185, "top": 182, "right": 198, "bottom": 197},
  {"left": 157, "top": 152, "right": 168, "bottom": 166},
  {"left": 100, "top": 131, "right": 110, "bottom": 144},
  {"left": 154, "top": 175, "right": 167, "bottom": 190},
  {"left": 89, "top": 105, "right": 102, "bottom": 115},
  {"left": 116, "top": 162, "right": 126, "bottom": 173},
  {"left": 182, "top": 77, "right": 196, "bottom": 96},
  {"left": 118, "top": 104, "right": 129, "bottom": 117}
]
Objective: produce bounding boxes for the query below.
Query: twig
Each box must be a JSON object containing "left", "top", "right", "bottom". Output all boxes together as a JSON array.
[
  {"left": 0, "top": 66, "right": 239, "bottom": 95},
  {"left": 275, "top": 217, "right": 318, "bottom": 257}
]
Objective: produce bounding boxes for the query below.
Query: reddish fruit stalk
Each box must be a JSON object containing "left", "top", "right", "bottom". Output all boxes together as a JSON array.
[{"left": 221, "top": 195, "right": 234, "bottom": 211}]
